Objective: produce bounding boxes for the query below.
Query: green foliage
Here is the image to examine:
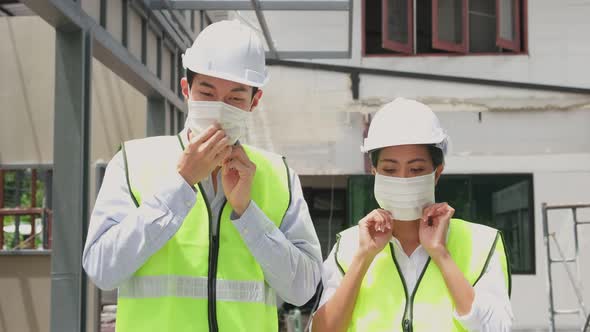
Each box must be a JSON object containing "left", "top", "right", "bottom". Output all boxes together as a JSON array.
[{"left": 2, "top": 169, "right": 46, "bottom": 250}]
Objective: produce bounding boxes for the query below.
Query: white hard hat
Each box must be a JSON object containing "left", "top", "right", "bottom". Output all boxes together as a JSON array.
[
  {"left": 182, "top": 20, "right": 269, "bottom": 87},
  {"left": 361, "top": 98, "right": 449, "bottom": 155}
]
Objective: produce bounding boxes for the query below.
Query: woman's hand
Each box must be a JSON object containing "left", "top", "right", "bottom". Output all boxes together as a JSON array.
[
  {"left": 358, "top": 209, "right": 394, "bottom": 259},
  {"left": 419, "top": 203, "right": 455, "bottom": 259}
]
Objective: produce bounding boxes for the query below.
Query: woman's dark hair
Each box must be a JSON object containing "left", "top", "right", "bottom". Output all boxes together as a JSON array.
[
  {"left": 370, "top": 145, "right": 444, "bottom": 168},
  {"left": 186, "top": 69, "right": 258, "bottom": 99}
]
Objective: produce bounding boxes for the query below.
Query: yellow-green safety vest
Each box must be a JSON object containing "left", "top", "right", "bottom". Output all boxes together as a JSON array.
[
  {"left": 335, "top": 219, "right": 511, "bottom": 332},
  {"left": 115, "top": 135, "right": 291, "bottom": 332}
]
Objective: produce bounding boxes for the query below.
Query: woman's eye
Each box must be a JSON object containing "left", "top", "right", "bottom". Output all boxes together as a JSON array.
[
  {"left": 411, "top": 168, "right": 425, "bottom": 173},
  {"left": 383, "top": 169, "right": 396, "bottom": 173}
]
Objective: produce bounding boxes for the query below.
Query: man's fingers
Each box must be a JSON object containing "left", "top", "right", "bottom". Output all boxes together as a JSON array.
[
  {"left": 200, "top": 130, "right": 226, "bottom": 153},
  {"left": 213, "top": 146, "right": 232, "bottom": 166},
  {"left": 224, "top": 159, "right": 251, "bottom": 175},
  {"left": 190, "top": 124, "right": 220, "bottom": 147},
  {"left": 229, "top": 145, "right": 254, "bottom": 167},
  {"left": 210, "top": 136, "right": 231, "bottom": 156}
]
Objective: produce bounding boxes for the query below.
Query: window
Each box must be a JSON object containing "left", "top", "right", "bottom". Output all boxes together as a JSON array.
[
  {"left": 0, "top": 168, "right": 53, "bottom": 251},
  {"left": 363, "top": 0, "right": 526, "bottom": 55},
  {"left": 303, "top": 188, "right": 347, "bottom": 260},
  {"left": 347, "top": 174, "right": 535, "bottom": 274}
]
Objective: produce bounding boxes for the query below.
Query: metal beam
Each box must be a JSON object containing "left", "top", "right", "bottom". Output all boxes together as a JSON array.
[
  {"left": 50, "top": 24, "right": 92, "bottom": 332},
  {"left": 251, "top": 0, "right": 278, "bottom": 59},
  {"left": 156, "top": 36, "right": 163, "bottom": 78},
  {"left": 93, "top": 20, "right": 186, "bottom": 110},
  {"left": 168, "top": 104, "right": 176, "bottom": 134},
  {"left": 149, "top": 0, "right": 350, "bottom": 11},
  {"left": 153, "top": 10, "right": 191, "bottom": 47},
  {"left": 155, "top": 0, "right": 198, "bottom": 42},
  {"left": 141, "top": 16, "right": 147, "bottom": 64},
  {"left": 22, "top": 0, "right": 186, "bottom": 111},
  {"left": 266, "top": 59, "right": 590, "bottom": 94},
  {"left": 266, "top": 51, "right": 350, "bottom": 59},
  {"left": 99, "top": 0, "right": 106, "bottom": 27},
  {"left": 132, "top": 0, "right": 190, "bottom": 49},
  {"left": 147, "top": 97, "right": 167, "bottom": 136},
  {"left": 346, "top": 0, "right": 352, "bottom": 58},
  {"left": 122, "top": 0, "right": 129, "bottom": 47},
  {"left": 0, "top": 5, "right": 14, "bottom": 16}
]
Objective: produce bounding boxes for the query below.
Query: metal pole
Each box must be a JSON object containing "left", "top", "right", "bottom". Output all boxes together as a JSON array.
[
  {"left": 549, "top": 233, "right": 588, "bottom": 318},
  {"left": 42, "top": 169, "right": 53, "bottom": 249},
  {"left": 147, "top": 97, "right": 167, "bottom": 136},
  {"left": 13, "top": 170, "right": 23, "bottom": 249},
  {"left": 50, "top": 25, "right": 92, "bottom": 332},
  {"left": 542, "top": 203, "right": 556, "bottom": 332},
  {"left": 250, "top": 0, "right": 279, "bottom": 59},
  {"left": 30, "top": 169, "right": 37, "bottom": 249}
]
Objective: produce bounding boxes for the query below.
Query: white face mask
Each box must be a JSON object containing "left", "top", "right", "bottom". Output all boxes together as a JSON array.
[
  {"left": 373, "top": 171, "right": 436, "bottom": 221},
  {"left": 185, "top": 100, "right": 251, "bottom": 145}
]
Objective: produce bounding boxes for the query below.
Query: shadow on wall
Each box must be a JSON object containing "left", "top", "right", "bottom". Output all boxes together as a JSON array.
[
  {"left": 93, "top": 58, "right": 147, "bottom": 158},
  {"left": 0, "top": 256, "right": 50, "bottom": 332},
  {"left": 7, "top": 19, "right": 43, "bottom": 162}
]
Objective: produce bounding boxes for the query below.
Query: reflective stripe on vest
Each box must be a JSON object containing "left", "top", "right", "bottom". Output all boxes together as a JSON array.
[
  {"left": 119, "top": 275, "right": 276, "bottom": 306},
  {"left": 116, "top": 135, "right": 291, "bottom": 332},
  {"left": 335, "top": 219, "right": 511, "bottom": 332}
]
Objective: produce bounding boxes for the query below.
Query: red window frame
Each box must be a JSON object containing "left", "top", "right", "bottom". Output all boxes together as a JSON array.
[
  {"left": 496, "top": 0, "right": 522, "bottom": 51},
  {"left": 381, "top": 0, "right": 414, "bottom": 54},
  {"left": 432, "top": 0, "right": 469, "bottom": 53},
  {"left": 362, "top": 0, "right": 527, "bottom": 57}
]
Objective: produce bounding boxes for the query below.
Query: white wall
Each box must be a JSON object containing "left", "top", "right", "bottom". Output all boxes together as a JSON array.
[
  {"left": 244, "top": 66, "right": 366, "bottom": 175},
  {"left": 0, "top": 16, "right": 55, "bottom": 165}
]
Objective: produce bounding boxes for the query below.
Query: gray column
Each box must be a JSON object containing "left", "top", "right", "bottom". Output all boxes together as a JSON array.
[
  {"left": 147, "top": 97, "right": 166, "bottom": 136},
  {"left": 51, "top": 27, "right": 92, "bottom": 332}
]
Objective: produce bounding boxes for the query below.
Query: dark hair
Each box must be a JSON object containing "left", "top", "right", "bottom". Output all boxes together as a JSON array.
[
  {"left": 186, "top": 69, "right": 258, "bottom": 99},
  {"left": 370, "top": 144, "right": 444, "bottom": 168}
]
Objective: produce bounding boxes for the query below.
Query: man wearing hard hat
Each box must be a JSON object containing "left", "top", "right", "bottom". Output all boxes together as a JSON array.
[
  {"left": 83, "top": 20, "right": 322, "bottom": 331},
  {"left": 312, "top": 98, "right": 513, "bottom": 332}
]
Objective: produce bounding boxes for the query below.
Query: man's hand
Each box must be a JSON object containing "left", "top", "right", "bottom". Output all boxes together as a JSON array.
[
  {"left": 177, "top": 124, "right": 231, "bottom": 186},
  {"left": 221, "top": 145, "right": 256, "bottom": 216}
]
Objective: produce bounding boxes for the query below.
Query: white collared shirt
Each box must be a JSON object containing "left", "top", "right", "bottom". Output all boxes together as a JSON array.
[{"left": 82, "top": 130, "right": 323, "bottom": 306}]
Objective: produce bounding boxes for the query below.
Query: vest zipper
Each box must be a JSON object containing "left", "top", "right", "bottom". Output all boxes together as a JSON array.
[
  {"left": 209, "top": 197, "right": 226, "bottom": 332},
  {"left": 198, "top": 183, "right": 222, "bottom": 332},
  {"left": 389, "top": 243, "right": 431, "bottom": 332}
]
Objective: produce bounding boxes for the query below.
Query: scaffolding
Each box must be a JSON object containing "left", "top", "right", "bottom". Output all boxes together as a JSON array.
[{"left": 542, "top": 203, "right": 590, "bottom": 332}]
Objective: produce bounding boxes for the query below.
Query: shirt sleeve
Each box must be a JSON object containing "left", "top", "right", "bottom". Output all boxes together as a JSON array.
[
  {"left": 454, "top": 251, "right": 514, "bottom": 331},
  {"left": 317, "top": 245, "right": 343, "bottom": 309},
  {"left": 230, "top": 168, "right": 323, "bottom": 306},
  {"left": 82, "top": 151, "right": 198, "bottom": 290}
]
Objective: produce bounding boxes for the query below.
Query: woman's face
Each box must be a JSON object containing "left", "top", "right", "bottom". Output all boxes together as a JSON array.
[{"left": 372, "top": 144, "right": 443, "bottom": 181}]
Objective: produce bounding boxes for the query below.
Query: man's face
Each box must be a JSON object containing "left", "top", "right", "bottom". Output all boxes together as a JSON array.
[{"left": 181, "top": 73, "right": 262, "bottom": 112}]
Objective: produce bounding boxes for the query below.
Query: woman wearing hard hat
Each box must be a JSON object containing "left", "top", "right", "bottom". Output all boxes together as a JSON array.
[{"left": 312, "top": 98, "right": 513, "bottom": 332}]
